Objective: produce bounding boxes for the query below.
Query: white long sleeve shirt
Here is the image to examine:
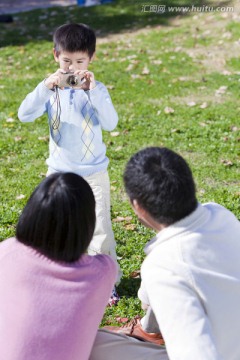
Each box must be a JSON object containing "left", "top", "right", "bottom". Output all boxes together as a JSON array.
[
  {"left": 18, "top": 81, "right": 118, "bottom": 176},
  {"left": 139, "top": 203, "right": 240, "bottom": 360}
]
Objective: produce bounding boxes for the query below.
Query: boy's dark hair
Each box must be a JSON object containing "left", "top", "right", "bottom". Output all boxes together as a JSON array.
[
  {"left": 53, "top": 23, "right": 96, "bottom": 57},
  {"left": 16, "top": 173, "right": 96, "bottom": 263},
  {"left": 124, "top": 147, "right": 198, "bottom": 226}
]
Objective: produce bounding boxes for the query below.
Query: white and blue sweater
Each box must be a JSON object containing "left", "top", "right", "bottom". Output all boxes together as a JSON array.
[{"left": 18, "top": 80, "right": 118, "bottom": 176}]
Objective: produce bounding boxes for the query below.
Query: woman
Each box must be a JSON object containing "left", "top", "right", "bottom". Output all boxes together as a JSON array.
[{"left": 0, "top": 172, "right": 117, "bottom": 360}]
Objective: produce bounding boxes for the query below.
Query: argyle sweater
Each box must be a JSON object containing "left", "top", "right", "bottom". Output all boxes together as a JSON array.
[{"left": 18, "top": 81, "right": 118, "bottom": 176}]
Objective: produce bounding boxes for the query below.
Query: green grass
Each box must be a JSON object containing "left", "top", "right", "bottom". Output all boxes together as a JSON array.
[{"left": 0, "top": 0, "right": 239, "bottom": 324}]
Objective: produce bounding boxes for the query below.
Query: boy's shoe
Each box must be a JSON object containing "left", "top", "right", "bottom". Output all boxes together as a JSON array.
[
  {"left": 108, "top": 286, "right": 120, "bottom": 306},
  {"left": 103, "top": 316, "right": 164, "bottom": 345}
]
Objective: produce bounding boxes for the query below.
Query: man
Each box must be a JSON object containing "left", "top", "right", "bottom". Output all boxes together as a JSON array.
[{"left": 90, "top": 147, "right": 240, "bottom": 360}]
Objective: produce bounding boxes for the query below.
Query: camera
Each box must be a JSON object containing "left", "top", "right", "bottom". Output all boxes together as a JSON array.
[{"left": 58, "top": 73, "right": 86, "bottom": 88}]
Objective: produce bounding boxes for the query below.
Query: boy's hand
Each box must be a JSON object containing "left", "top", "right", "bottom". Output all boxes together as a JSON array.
[
  {"left": 75, "top": 70, "right": 96, "bottom": 91},
  {"left": 44, "top": 69, "right": 66, "bottom": 90}
]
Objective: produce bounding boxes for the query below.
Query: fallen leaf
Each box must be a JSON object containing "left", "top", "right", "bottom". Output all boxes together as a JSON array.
[
  {"left": 152, "top": 60, "right": 162, "bottom": 65},
  {"left": 127, "top": 55, "right": 137, "bottom": 60},
  {"left": 16, "top": 194, "right": 25, "bottom": 200},
  {"left": 231, "top": 126, "right": 239, "bottom": 132},
  {"left": 126, "top": 64, "right": 134, "bottom": 72},
  {"left": 38, "top": 136, "right": 49, "bottom": 141},
  {"left": 130, "top": 270, "right": 141, "bottom": 278},
  {"left": 14, "top": 136, "right": 22, "bottom": 142},
  {"left": 187, "top": 101, "right": 196, "bottom": 107},
  {"left": 125, "top": 216, "right": 133, "bottom": 221},
  {"left": 113, "top": 216, "right": 126, "bottom": 222},
  {"left": 131, "top": 74, "right": 141, "bottom": 79},
  {"left": 116, "top": 317, "right": 129, "bottom": 323},
  {"left": 6, "top": 117, "right": 14, "bottom": 123},
  {"left": 220, "top": 159, "right": 233, "bottom": 166},
  {"left": 130, "top": 59, "right": 140, "bottom": 65},
  {"left": 164, "top": 106, "right": 175, "bottom": 114},
  {"left": 199, "top": 102, "right": 208, "bottom": 109},
  {"left": 215, "top": 86, "right": 228, "bottom": 96},
  {"left": 142, "top": 66, "right": 150, "bottom": 75},
  {"left": 178, "top": 76, "right": 188, "bottom": 81},
  {"left": 113, "top": 216, "right": 133, "bottom": 223},
  {"left": 125, "top": 224, "right": 136, "bottom": 231},
  {"left": 222, "top": 31, "right": 232, "bottom": 39},
  {"left": 222, "top": 70, "right": 232, "bottom": 76},
  {"left": 174, "top": 46, "right": 182, "bottom": 52},
  {"left": 110, "top": 132, "right": 120, "bottom": 137},
  {"left": 106, "top": 85, "right": 115, "bottom": 90}
]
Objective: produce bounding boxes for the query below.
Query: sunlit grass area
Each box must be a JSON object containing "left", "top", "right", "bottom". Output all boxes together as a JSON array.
[{"left": 0, "top": 0, "right": 239, "bottom": 322}]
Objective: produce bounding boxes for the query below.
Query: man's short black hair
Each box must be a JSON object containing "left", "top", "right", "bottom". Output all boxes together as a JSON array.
[
  {"left": 53, "top": 23, "right": 96, "bottom": 57},
  {"left": 124, "top": 147, "right": 198, "bottom": 225},
  {"left": 16, "top": 173, "right": 96, "bottom": 263}
]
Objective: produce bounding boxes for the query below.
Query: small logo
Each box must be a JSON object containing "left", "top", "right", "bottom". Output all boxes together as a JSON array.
[
  {"left": 141, "top": 5, "right": 150, "bottom": 12},
  {"left": 157, "top": 5, "right": 166, "bottom": 13}
]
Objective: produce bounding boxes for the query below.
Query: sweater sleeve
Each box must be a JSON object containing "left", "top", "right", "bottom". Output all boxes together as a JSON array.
[
  {"left": 86, "top": 82, "right": 118, "bottom": 131},
  {"left": 142, "top": 259, "right": 223, "bottom": 360},
  {"left": 18, "top": 81, "right": 54, "bottom": 123},
  {"left": 97, "top": 254, "right": 118, "bottom": 289}
]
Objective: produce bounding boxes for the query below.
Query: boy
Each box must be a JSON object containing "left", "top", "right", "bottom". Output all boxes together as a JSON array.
[
  {"left": 18, "top": 23, "right": 121, "bottom": 303},
  {"left": 90, "top": 147, "right": 240, "bottom": 360}
]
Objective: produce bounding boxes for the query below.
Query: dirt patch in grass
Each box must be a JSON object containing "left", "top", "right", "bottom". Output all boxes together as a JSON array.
[{"left": 99, "top": 0, "right": 239, "bottom": 75}]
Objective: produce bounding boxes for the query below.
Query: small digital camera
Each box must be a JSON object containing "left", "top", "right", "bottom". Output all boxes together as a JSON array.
[{"left": 58, "top": 73, "right": 86, "bottom": 88}]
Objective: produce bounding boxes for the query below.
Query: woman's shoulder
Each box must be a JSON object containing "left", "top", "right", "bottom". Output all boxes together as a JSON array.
[
  {"left": 87, "top": 254, "right": 118, "bottom": 282},
  {"left": 0, "top": 237, "right": 18, "bottom": 255},
  {"left": 90, "top": 253, "right": 116, "bottom": 269}
]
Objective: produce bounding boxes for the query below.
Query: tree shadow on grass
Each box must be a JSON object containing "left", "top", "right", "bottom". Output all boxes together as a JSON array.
[
  {"left": 0, "top": 0, "right": 234, "bottom": 47},
  {"left": 118, "top": 276, "right": 141, "bottom": 298}
]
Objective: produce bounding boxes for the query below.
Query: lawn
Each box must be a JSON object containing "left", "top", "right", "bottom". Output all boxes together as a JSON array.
[{"left": 0, "top": 0, "right": 239, "bottom": 324}]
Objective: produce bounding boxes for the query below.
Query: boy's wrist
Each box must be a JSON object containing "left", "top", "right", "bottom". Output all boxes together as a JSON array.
[{"left": 88, "top": 83, "right": 98, "bottom": 91}]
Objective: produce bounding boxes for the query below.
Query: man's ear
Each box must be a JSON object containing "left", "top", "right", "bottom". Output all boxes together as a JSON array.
[
  {"left": 132, "top": 199, "right": 146, "bottom": 219},
  {"left": 53, "top": 48, "right": 59, "bottom": 62}
]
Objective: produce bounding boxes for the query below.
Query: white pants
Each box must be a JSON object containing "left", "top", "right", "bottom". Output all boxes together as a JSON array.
[
  {"left": 89, "top": 330, "right": 169, "bottom": 360},
  {"left": 84, "top": 171, "right": 115, "bottom": 255},
  {"left": 84, "top": 171, "right": 122, "bottom": 284}
]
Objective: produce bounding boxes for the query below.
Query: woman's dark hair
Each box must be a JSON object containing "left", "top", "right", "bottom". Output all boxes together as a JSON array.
[
  {"left": 53, "top": 23, "right": 96, "bottom": 57},
  {"left": 124, "top": 147, "right": 198, "bottom": 226},
  {"left": 16, "top": 173, "right": 96, "bottom": 263}
]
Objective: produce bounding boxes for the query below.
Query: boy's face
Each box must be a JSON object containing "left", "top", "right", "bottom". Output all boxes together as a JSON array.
[{"left": 53, "top": 50, "right": 94, "bottom": 72}]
